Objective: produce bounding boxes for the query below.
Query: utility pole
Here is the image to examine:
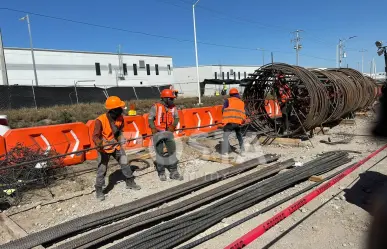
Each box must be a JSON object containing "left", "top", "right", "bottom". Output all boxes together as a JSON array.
[
  {"left": 359, "top": 49, "right": 367, "bottom": 74},
  {"left": 257, "top": 48, "right": 265, "bottom": 66},
  {"left": 118, "top": 44, "right": 123, "bottom": 76},
  {"left": 0, "top": 29, "right": 9, "bottom": 86},
  {"left": 20, "top": 14, "right": 39, "bottom": 86},
  {"left": 338, "top": 36, "right": 357, "bottom": 68},
  {"left": 291, "top": 30, "right": 303, "bottom": 66}
]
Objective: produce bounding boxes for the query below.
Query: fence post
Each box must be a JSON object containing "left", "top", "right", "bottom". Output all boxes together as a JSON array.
[
  {"left": 74, "top": 81, "right": 79, "bottom": 104},
  {"left": 132, "top": 86, "right": 139, "bottom": 100},
  {"left": 32, "top": 80, "right": 37, "bottom": 109}
]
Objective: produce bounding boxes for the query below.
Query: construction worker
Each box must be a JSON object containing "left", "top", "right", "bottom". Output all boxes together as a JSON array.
[
  {"left": 275, "top": 74, "right": 291, "bottom": 134},
  {"left": 221, "top": 82, "right": 228, "bottom": 96},
  {"left": 221, "top": 88, "right": 246, "bottom": 155},
  {"left": 148, "top": 89, "right": 183, "bottom": 181},
  {"left": 93, "top": 96, "right": 141, "bottom": 201},
  {"left": 128, "top": 103, "right": 137, "bottom": 116}
]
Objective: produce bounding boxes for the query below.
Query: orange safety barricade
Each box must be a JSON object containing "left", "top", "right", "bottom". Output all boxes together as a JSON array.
[
  {"left": 182, "top": 107, "right": 220, "bottom": 135},
  {"left": 122, "top": 115, "right": 150, "bottom": 149},
  {"left": 0, "top": 136, "right": 6, "bottom": 161},
  {"left": 264, "top": 100, "right": 282, "bottom": 118},
  {"left": 3, "top": 123, "right": 91, "bottom": 166}
]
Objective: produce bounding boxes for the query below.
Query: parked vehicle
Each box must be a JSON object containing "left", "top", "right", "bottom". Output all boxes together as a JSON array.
[{"left": 0, "top": 115, "right": 10, "bottom": 136}]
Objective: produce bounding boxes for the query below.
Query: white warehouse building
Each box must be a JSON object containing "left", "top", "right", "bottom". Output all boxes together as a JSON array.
[
  {"left": 0, "top": 47, "right": 174, "bottom": 87},
  {"left": 173, "top": 65, "right": 260, "bottom": 97}
]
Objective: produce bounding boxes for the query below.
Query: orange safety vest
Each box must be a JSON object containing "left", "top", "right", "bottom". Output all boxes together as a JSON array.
[
  {"left": 153, "top": 103, "right": 176, "bottom": 131},
  {"left": 96, "top": 113, "right": 124, "bottom": 153},
  {"left": 222, "top": 97, "right": 246, "bottom": 125},
  {"left": 277, "top": 83, "right": 291, "bottom": 103}
]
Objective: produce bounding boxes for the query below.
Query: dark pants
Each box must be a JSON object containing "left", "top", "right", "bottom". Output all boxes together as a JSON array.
[
  {"left": 222, "top": 123, "right": 244, "bottom": 154},
  {"left": 95, "top": 148, "right": 133, "bottom": 188},
  {"left": 153, "top": 131, "right": 178, "bottom": 175},
  {"left": 280, "top": 102, "right": 291, "bottom": 132}
]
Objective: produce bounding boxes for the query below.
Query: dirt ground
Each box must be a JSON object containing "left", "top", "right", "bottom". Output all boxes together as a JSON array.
[{"left": 1, "top": 114, "right": 386, "bottom": 249}]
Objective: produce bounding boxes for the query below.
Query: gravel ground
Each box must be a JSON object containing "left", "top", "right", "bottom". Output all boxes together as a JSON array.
[{"left": 1, "top": 115, "right": 385, "bottom": 248}]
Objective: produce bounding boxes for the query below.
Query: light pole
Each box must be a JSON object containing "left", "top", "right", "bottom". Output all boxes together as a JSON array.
[
  {"left": 193, "top": 0, "right": 201, "bottom": 105},
  {"left": 20, "top": 14, "right": 39, "bottom": 86},
  {"left": 257, "top": 48, "right": 265, "bottom": 66},
  {"left": 338, "top": 36, "right": 357, "bottom": 68},
  {"left": 359, "top": 49, "right": 367, "bottom": 74}
]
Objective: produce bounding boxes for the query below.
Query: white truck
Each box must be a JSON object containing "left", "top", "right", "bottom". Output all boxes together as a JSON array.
[{"left": 0, "top": 115, "right": 10, "bottom": 136}]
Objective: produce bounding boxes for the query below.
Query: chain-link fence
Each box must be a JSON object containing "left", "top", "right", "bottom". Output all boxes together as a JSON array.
[{"left": 0, "top": 85, "right": 169, "bottom": 110}]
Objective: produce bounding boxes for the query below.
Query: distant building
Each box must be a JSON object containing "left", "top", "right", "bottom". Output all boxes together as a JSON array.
[
  {"left": 0, "top": 47, "right": 174, "bottom": 87},
  {"left": 173, "top": 65, "right": 259, "bottom": 97}
]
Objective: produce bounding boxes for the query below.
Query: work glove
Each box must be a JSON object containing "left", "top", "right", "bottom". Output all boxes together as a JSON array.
[
  {"left": 151, "top": 128, "right": 158, "bottom": 134},
  {"left": 117, "top": 135, "right": 127, "bottom": 145},
  {"left": 168, "top": 125, "right": 176, "bottom": 132},
  {"left": 96, "top": 140, "right": 104, "bottom": 151}
]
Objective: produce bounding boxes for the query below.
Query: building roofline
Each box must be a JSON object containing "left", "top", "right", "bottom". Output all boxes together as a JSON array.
[
  {"left": 175, "top": 64, "right": 261, "bottom": 68},
  {"left": 4, "top": 47, "right": 172, "bottom": 58}
]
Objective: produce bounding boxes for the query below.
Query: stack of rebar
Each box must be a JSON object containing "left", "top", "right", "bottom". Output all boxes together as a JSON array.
[
  {"left": 107, "top": 151, "right": 351, "bottom": 249},
  {"left": 243, "top": 63, "right": 378, "bottom": 136}
]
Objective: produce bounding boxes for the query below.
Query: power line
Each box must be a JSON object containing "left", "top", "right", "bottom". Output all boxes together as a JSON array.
[{"left": 0, "top": 7, "right": 335, "bottom": 63}]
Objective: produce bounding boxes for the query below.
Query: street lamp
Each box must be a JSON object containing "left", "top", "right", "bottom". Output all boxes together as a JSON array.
[
  {"left": 375, "top": 41, "right": 387, "bottom": 81},
  {"left": 20, "top": 14, "right": 39, "bottom": 86},
  {"left": 257, "top": 48, "right": 265, "bottom": 66},
  {"left": 338, "top": 36, "right": 357, "bottom": 68},
  {"left": 359, "top": 49, "right": 367, "bottom": 74},
  {"left": 193, "top": 0, "right": 201, "bottom": 105}
]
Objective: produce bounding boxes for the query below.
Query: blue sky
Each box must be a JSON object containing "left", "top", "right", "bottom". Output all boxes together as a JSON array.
[{"left": 0, "top": 0, "right": 386, "bottom": 70}]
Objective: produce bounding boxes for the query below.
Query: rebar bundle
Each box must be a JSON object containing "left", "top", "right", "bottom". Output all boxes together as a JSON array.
[
  {"left": 108, "top": 151, "right": 351, "bottom": 249},
  {"left": 243, "top": 63, "right": 378, "bottom": 136}
]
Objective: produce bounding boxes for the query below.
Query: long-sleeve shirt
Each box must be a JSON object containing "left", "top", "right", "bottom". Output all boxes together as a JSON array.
[
  {"left": 92, "top": 119, "right": 103, "bottom": 145},
  {"left": 148, "top": 103, "right": 179, "bottom": 129}
]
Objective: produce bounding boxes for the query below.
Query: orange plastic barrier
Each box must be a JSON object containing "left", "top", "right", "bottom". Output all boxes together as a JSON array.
[
  {"left": 264, "top": 100, "right": 282, "bottom": 118},
  {"left": 0, "top": 136, "right": 6, "bottom": 161},
  {"left": 182, "top": 106, "right": 221, "bottom": 135},
  {"left": 122, "top": 115, "right": 150, "bottom": 149},
  {"left": 3, "top": 123, "right": 91, "bottom": 166}
]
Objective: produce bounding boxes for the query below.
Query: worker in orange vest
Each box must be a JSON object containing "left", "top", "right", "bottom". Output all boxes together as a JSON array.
[
  {"left": 275, "top": 74, "right": 292, "bottom": 134},
  {"left": 148, "top": 89, "right": 183, "bottom": 181},
  {"left": 93, "top": 96, "right": 141, "bottom": 201},
  {"left": 221, "top": 88, "right": 247, "bottom": 155}
]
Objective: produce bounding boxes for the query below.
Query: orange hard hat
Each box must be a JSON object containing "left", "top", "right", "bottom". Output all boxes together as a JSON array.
[
  {"left": 105, "top": 96, "right": 126, "bottom": 110},
  {"left": 229, "top": 88, "right": 239, "bottom": 95},
  {"left": 161, "top": 89, "right": 176, "bottom": 98}
]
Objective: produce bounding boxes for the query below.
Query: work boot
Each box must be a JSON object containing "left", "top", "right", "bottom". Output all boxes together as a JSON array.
[
  {"left": 126, "top": 178, "right": 141, "bottom": 190},
  {"left": 158, "top": 173, "right": 167, "bottom": 181},
  {"left": 170, "top": 170, "right": 184, "bottom": 181},
  {"left": 95, "top": 187, "right": 105, "bottom": 201}
]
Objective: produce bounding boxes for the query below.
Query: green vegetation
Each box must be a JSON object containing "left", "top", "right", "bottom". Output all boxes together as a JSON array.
[{"left": 3, "top": 96, "right": 224, "bottom": 129}]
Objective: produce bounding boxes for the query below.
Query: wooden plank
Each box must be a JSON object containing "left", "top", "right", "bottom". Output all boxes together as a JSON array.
[
  {"left": 309, "top": 175, "right": 323, "bottom": 182},
  {"left": 341, "top": 119, "right": 356, "bottom": 125},
  {"left": 200, "top": 154, "right": 237, "bottom": 166},
  {"left": 0, "top": 213, "right": 44, "bottom": 249},
  {"left": 258, "top": 136, "right": 306, "bottom": 147}
]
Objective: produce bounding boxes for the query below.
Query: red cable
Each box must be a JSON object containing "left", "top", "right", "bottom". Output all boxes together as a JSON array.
[{"left": 224, "top": 144, "right": 387, "bottom": 249}]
